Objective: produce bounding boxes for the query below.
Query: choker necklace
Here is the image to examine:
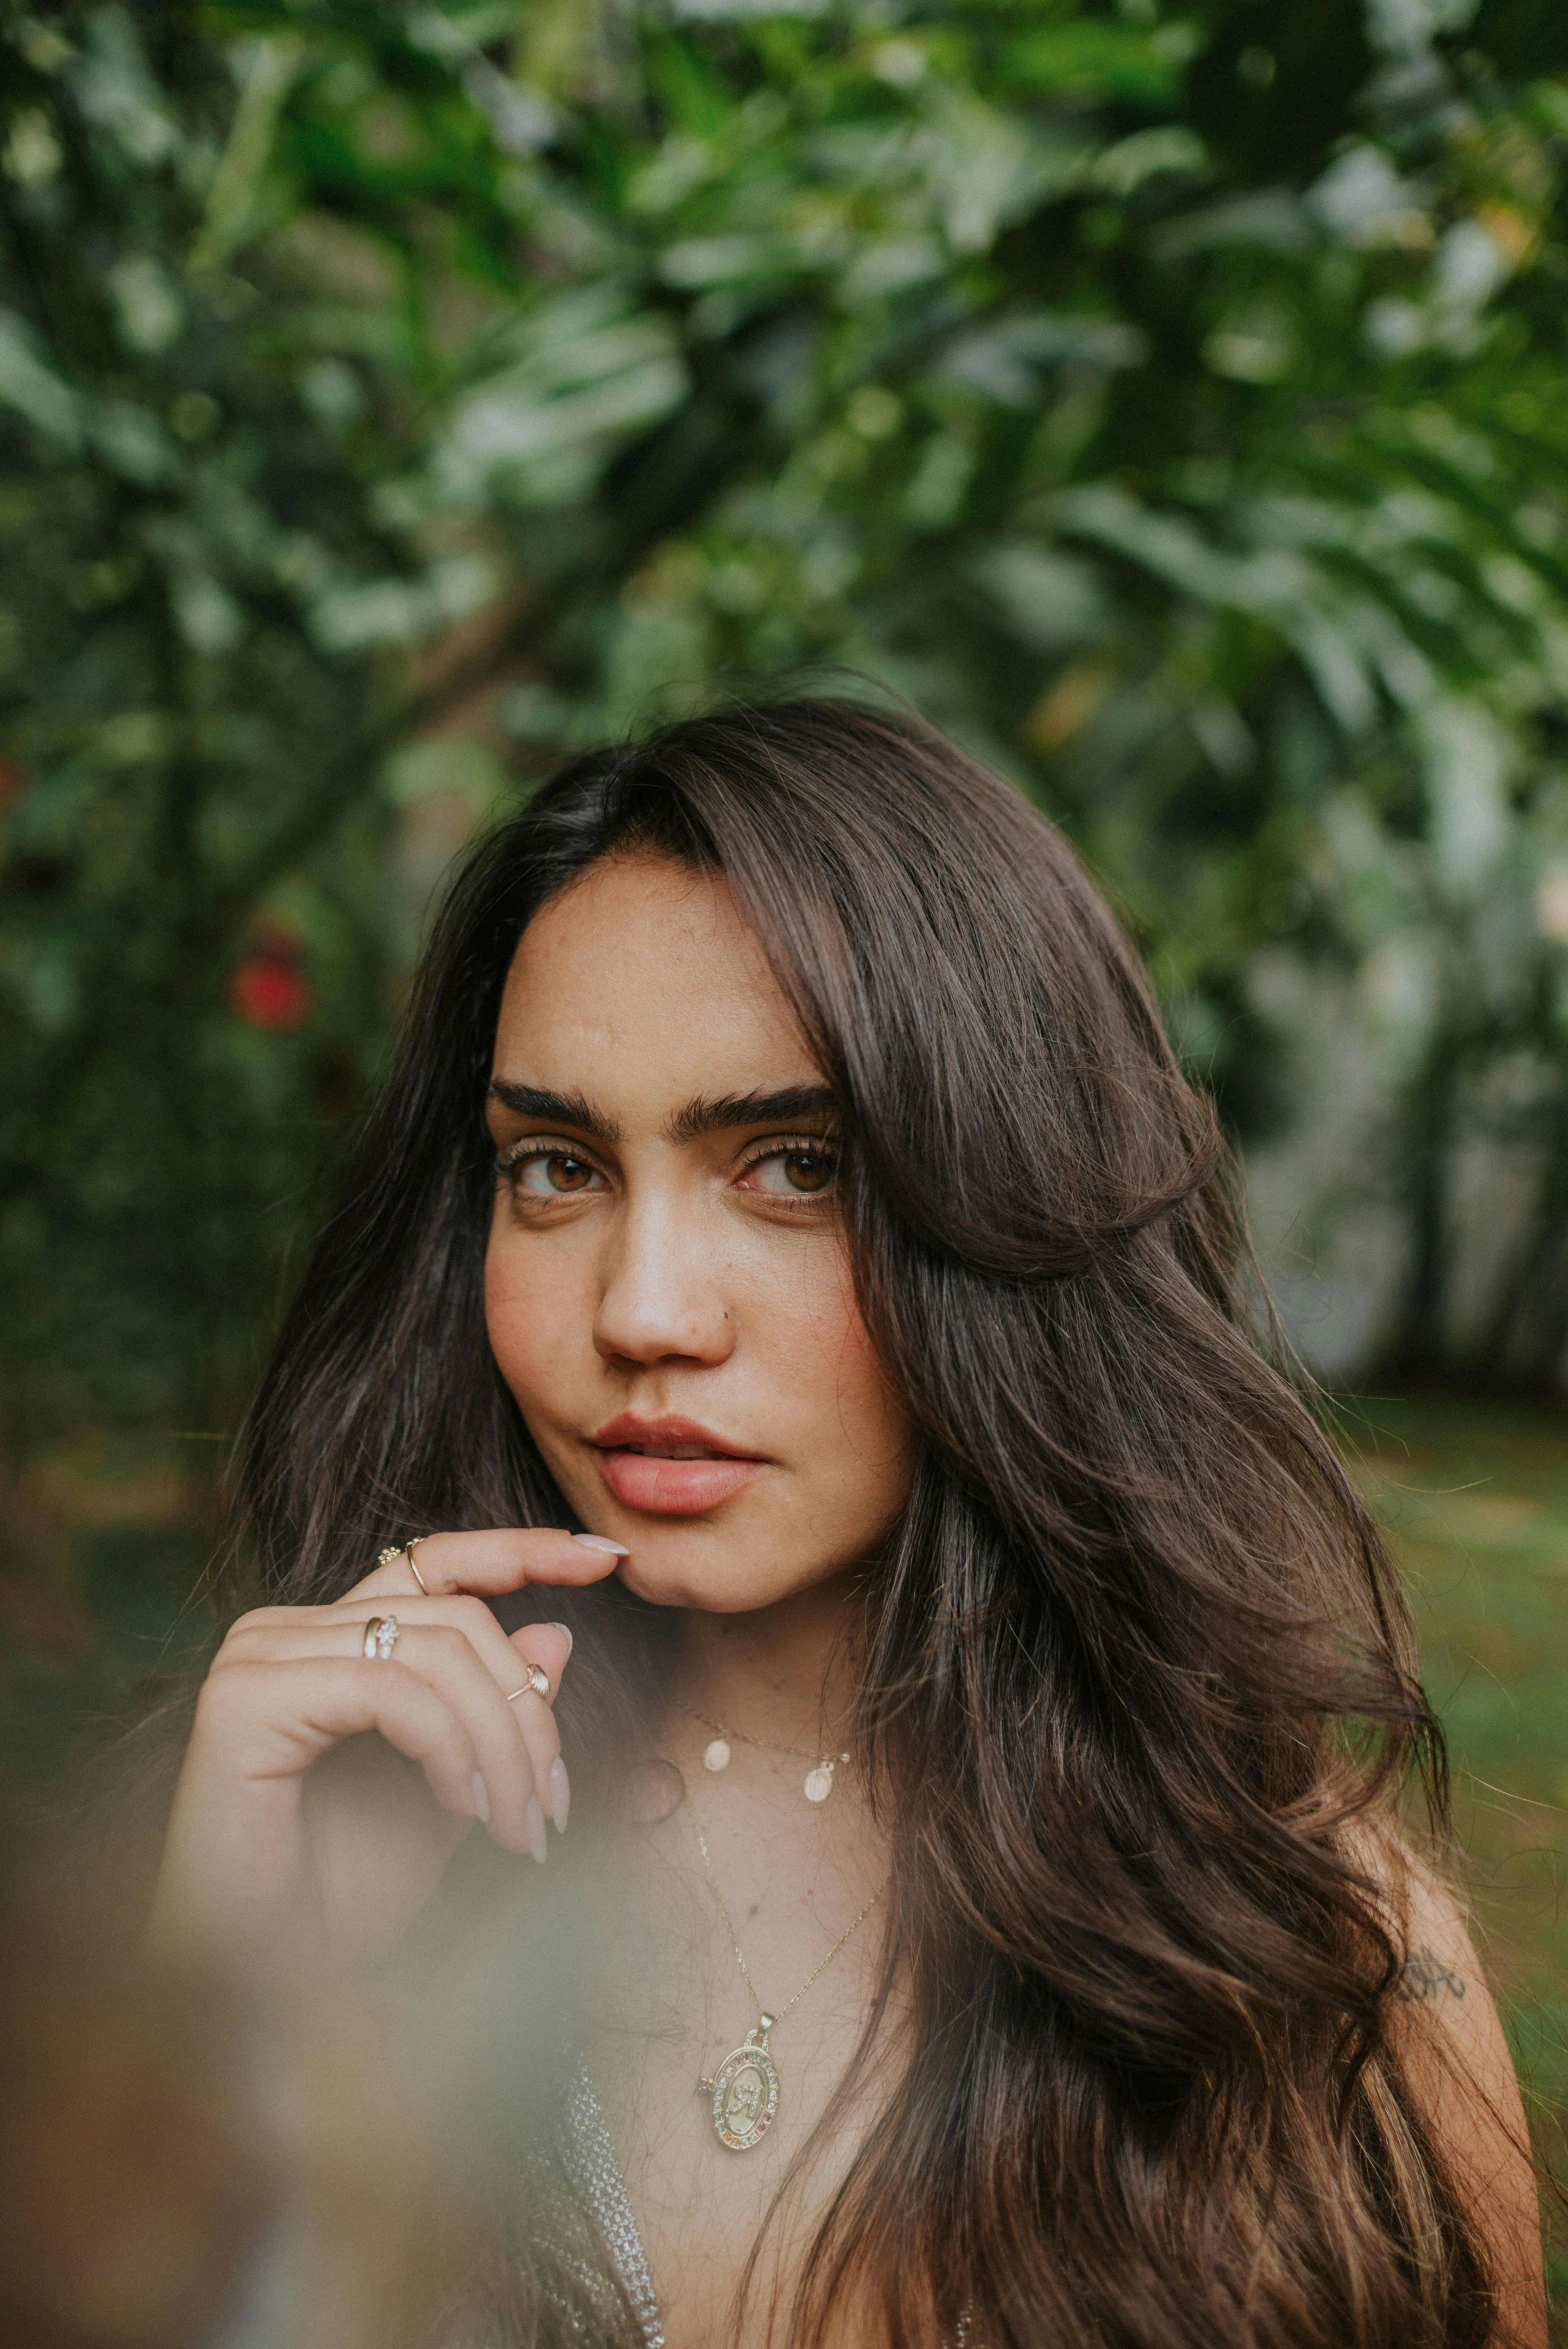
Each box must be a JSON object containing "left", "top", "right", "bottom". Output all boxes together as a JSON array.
[
  {"left": 683, "top": 1705, "right": 852, "bottom": 1805},
  {"left": 693, "top": 1821, "right": 888, "bottom": 2153}
]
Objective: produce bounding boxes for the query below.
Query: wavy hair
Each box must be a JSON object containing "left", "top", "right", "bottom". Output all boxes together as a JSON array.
[{"left": 240, "top": 698, "right": 1491, "bottom": 2348}]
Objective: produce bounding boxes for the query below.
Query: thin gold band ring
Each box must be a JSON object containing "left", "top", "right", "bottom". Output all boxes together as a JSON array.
[{"left": 376, "top": 1538, "right": 431, "bottom": 1596}]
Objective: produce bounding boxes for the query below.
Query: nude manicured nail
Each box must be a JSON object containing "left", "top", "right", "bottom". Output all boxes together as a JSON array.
[
  {"left": 548, "top": 1620, "right": 574, "bottom": 1658},
  {"left": 470, "top": 1771, "right": 490, "bottom": 1825},
  {"left": 571, "top": 1534, "right": 628, "bottom": 1555},
  {"left": 526, "top": 1795, "right": 549, "bottom": 1864},
  {"left": 549, "top": 1754, "right": 571, "bottom": 1834}
]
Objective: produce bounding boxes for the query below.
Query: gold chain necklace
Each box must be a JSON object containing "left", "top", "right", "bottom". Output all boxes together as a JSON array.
[
  {"left": 693, "top": 1820, "right": 888, "bottom": 2153},
  {"left": 682, "top": 1704, "right": 852, "bottom": 1805}
]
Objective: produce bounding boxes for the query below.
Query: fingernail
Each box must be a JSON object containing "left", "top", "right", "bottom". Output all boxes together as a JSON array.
[
  {"left": 526, "top": 1795, "right": 549, "bottom": 1864},
  {"left": 549, "top": 1754, "right": 571, "bottom": 1833},
  {"left": 548, "top": 1620, "right": 574, "bottom": 1658},
  {"left": 470, "top": 1771, "right": 490, "bottom": 1825},
  {"left": 572, "top": 1534, "right": 628, "bottom": 1555}
]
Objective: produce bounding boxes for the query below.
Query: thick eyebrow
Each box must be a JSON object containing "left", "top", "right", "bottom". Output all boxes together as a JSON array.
[
  {"left": 665, "top": 1086, "right": 840, "bottom": 1143},
  {"left": 487, "top": 1080, "right": 619, "bottom": 1141},
  {"left": 485, "top": 1078, "right": 839, "bottom": 1147}
]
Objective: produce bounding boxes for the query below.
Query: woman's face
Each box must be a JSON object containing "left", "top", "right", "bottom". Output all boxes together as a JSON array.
[{"left": 483, "top": 853, "right": 916, "bottom": 1613}]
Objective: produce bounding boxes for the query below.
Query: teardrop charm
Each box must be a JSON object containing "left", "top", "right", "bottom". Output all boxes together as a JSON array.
[
  {"left": 703, "top": 1737, "right": 732, "bottom": 1773},
  {"left": 803, "top": 1762, "right": 834, "bottom": 1803}
]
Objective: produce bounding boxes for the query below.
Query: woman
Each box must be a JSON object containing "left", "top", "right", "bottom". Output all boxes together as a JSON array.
[{"left": 151, "top": 699, "right": 1544, "bottom": 2348}]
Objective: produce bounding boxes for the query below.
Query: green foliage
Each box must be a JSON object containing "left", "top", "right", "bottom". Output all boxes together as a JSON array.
[
  {"left": 5, "top": 0, "right": 1568, "bottom": 1446},
  {"left": 0, "top": 5, "right": 410, "bottom": 1435}
]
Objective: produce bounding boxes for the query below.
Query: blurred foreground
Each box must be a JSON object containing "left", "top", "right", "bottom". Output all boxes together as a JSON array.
[{"left": 1, "top": 1389, "right": 1566, "bottom": 2332}]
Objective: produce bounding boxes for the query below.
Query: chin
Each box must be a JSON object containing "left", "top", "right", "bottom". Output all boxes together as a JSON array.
[
  {"left": 613, "top": 1555, "right": 778, "bottom": 1613},
  {"left": 608, "top": 1531, "right": 844, "bottom": 1613}
]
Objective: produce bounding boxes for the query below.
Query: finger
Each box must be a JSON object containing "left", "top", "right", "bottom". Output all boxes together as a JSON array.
[
  {"left": 503, "top": 1619, "right": 573, "bottom": 1701},
  {"left": 205, "top": 1655, "right": 484, "bottom": 1825},
  {"left": 506, "top": 1623, "right": 573, "bottom": 1837},
  {"left": 221, "top": 1621, "right": 543, "bottom": 1857},
  {"left": 224, "top": 1605, "right": 574, "bottom": 1851},
  {"left": 343, "top": 1528, "right": 626, "bottom": 1605},
  {"left": 241, "top": 1599, "right": 574, "bottom": 1715}
]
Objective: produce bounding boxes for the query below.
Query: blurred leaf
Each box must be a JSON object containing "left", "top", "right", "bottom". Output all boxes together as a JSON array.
[{"left": 8, "top": 0, "right": 1568, "bottom": 1485}]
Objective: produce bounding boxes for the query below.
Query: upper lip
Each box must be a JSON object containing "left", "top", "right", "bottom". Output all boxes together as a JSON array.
[{"left": 589, "top": 1413, "right": 765, "bottom": 1460}]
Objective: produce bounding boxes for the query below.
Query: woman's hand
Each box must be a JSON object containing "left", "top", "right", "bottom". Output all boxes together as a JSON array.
[{"left": 147, "top": 1529, "right": 625, "bottom": 1973}]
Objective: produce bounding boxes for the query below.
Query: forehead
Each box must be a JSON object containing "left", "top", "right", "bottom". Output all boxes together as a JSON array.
[{"left": 492, "top": 852, "right": 819, "bottom": 1100}]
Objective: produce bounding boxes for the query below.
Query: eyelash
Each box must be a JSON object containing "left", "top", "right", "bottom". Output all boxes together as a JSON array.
[
  {"left": 494, "top": 1134, "right": 841, "bottom": 1208},
  {"left": 736, "top": 1135, "right": 842, "bottom": 1203},
  {"left": 495, "top": 1138, "right": 600, "bottom": 1199}
]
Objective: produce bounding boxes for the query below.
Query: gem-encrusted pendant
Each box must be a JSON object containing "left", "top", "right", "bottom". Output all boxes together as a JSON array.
[{"left": 699, "top": 2016, "right": 780, "bottom": 2152}]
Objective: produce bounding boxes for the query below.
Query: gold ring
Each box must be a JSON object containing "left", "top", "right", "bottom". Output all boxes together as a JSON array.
[
  {"left": 363, "top": 1615, "right": 400, "bottom": 1661},
  {"left": 505, "top": 1663, "right": 551, "bottom": 1704},
  {"left": 376, "top": 1540, "right": 431, "bottom": 1596}
]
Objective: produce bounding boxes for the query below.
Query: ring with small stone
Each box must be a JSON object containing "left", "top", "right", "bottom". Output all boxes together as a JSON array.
[
  {"left": 505, "top": 1663, "right": 551, "bottom": 1704},
  {"left": 363, "top": 1614, "right": 401, "bottom": 1661}
]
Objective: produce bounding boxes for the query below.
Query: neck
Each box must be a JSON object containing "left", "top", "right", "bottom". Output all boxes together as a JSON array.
[{"left": 672, "top": 1569, "right": 860, "bottom": 1751}]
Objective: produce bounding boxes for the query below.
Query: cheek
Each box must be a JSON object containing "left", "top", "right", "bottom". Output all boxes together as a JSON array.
[
  {"left": 483, "top": 1220, "right": 575, "bottom": 1404},
  {"left": 778, "top": 1253, "right": 913, "bottom": 1482}
]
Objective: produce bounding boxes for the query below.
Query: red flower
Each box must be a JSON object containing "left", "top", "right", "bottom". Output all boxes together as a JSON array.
[{"left": 230, "top": 921, "right": 311, "bottom": 1030}]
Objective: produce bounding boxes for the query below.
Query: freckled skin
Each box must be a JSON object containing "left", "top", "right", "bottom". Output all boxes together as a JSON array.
[{"left": 483, "top": 854, "right": 916, "bottom": 1613}]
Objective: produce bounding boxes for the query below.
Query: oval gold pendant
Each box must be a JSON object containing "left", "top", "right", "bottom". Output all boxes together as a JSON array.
[{"left": 705, "top": 2025, "right": 779, "bottom": 2151}]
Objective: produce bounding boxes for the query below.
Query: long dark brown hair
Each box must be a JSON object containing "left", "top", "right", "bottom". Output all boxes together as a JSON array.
[{"left": 241, "top": 697, "right": 1495, "bottom": 2347}]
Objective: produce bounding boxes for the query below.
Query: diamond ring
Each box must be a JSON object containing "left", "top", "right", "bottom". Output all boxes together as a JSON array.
[{"left": 363, "top": 1614, "right": 401, "bottom": 1661}]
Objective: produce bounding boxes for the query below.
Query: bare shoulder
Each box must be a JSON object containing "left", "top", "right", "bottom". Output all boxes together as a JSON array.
[{"left": 1363, "top": 1821, "right": 1546, "bottom": 2348}]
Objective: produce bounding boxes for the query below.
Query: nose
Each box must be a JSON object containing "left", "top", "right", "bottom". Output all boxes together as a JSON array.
[{"left": 592, "top": 1186, "right": 735, "bottom": 1369}]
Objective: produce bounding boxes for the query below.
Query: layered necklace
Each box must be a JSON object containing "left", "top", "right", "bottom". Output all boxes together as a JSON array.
[
  {"left": 692, "top": 1820, "right": 888, "bottom": 2153},
  {"left": 683, "top": 1705, "right": 852, "bottom": 1806}
]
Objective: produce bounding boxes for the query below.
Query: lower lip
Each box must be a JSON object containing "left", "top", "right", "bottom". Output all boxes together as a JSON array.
[{"left": 593, "top": 1448, "right": 764, "bottom": 1515}]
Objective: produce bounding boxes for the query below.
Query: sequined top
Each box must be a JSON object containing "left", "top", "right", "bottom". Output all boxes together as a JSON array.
[
  {"left": 552, "top": 2072, "right": 972, "bottom": 2349},
  {"left": 555, "top": 2069, "right": 664, "bottom": 2349}
]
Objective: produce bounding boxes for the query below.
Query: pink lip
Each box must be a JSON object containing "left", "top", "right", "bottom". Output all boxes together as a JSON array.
[{"left": 589, "top": 1413, "right": 767, "bottom": 1518}]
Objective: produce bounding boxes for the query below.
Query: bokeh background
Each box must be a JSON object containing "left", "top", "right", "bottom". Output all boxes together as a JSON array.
[{"left": 4, "top": 0, "right": 1568, "bottom": 2319}]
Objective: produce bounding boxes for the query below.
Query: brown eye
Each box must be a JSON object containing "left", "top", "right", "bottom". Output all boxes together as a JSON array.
[
  {"left": 783, "top": 1149, "right": 833, "bottom": 1193},
  {"left": 740, "top": 1143, "right": 840, "bottom": 1199},
  {"left": 502, "top": 1146, "right": 606, "bottom": 1199}
]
